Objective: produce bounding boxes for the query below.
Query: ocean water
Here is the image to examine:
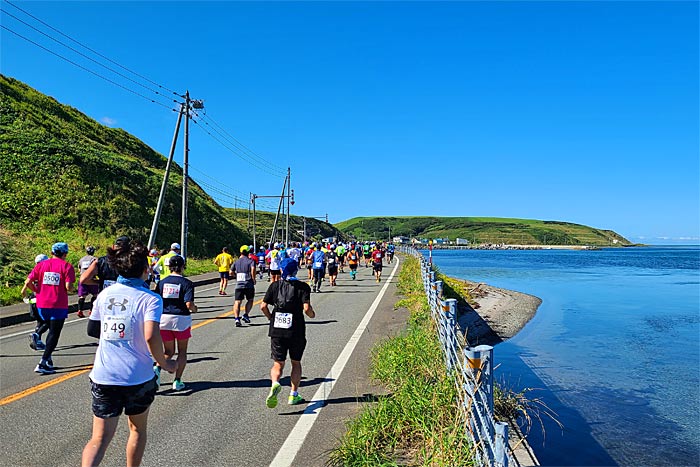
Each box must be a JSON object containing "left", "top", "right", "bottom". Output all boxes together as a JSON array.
[{"left": 427, "top": 246, "right": 700, "bottom": 467}]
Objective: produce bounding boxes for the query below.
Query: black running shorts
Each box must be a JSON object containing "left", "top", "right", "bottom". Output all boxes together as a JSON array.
[
  {"left": 373, "top": 262, "right": 383, "bottom": 272},
  {"left": 235, "top": 288, "right": 254, "bottom": 301},
  {"left": 271, "top": 336, "right": 307, "bottom": 362},
  {"left": 90, "top": 377, "right": 157, "bottom": 418}
]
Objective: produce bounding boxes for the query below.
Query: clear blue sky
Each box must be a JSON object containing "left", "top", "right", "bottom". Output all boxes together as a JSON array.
[{"left": 2, "top": 1, "right": 698, "bottom": 244}]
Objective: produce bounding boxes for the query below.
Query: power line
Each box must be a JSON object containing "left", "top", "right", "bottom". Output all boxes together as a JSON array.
[
  {"left": 191, "top": 110, "right": 284, "bottom": 177},
  {"left": 188, "top": 164, "right": 277, "bottom": 210},
  {"left": 198, "top": 112, "right": 286, "bottom": 175},
  {"left": 1, "top": 24, "right": 179, "bottom": 111},
  {"left": 189, "top": 112, "right": 285, "bottom": 177},
  {"left": 1, "top": 8, "right": 181, "bottom": 105},
  {"left": 4, "top": 0, "right": 182, "bottom": 98}
]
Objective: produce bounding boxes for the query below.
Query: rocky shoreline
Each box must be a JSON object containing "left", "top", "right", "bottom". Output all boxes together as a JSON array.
[{"left": 452, "top": 278, "right": 542, "bottom": 346}]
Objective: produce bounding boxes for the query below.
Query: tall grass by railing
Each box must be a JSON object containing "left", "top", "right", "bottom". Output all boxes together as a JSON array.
[
  {"left": 329, "top": 255, "right": 475, "bottom": 466},
  {"left": 400, "top": 246, "right": 516, "bottom": 467}
]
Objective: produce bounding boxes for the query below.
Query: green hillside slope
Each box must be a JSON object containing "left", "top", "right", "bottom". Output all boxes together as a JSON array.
[
  {"left": 336, "top": 216, "right": 631, "bottom": 246},
  {"left": 222, "top": 208, "right": 342, "bottom": 245},
  {"left": 0, "top": 75, "right": 249, "bottom": 294}
]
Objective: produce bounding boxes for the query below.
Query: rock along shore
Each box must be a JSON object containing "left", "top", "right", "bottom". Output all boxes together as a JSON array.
[{"left": 452, "top": 278, "right": 542, "bottom": 346}]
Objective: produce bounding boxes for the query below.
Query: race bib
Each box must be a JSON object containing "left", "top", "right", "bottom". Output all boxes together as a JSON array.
[
  {"left": 273, "top": 312, "right": 293, "bottom": 329},
  {"left": 42, "top": 272, "right": 60, "bottom": 286},
  {"left": 162, "top": 283, "right": 181, "bottom": 299},
  {"left": 328, "top": 258, "right": 335, "bottom": 264},
  {"left": 314, "top": 261, "right": 323, "bottom": 268},
  {"left": 103, "top": 280, "right": 116, "bottom": 289},
  {"left": 237, "top": 272, "right": 249, "bottom": 282},
  {"left": 102, "top": 315, "right": 133, "bottom": 341}
]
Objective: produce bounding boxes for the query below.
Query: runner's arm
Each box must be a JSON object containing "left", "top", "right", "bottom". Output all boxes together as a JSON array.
[
  {"left": 304, "top": 303, "right": 315, "bottom": 319},
  {"left": 145, "top": 320, "right": 177, "bottom": 373},
  {"left": 260, "top": 301, "right": 272, "bottom": 319},
  {"left": 80, "top": 260, "right": 98, "bottom": 284}
]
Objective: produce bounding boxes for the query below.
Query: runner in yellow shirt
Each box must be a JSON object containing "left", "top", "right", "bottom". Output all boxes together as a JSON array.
[{"left": 214, "top": 247, "right": 234, "bottom": 295}]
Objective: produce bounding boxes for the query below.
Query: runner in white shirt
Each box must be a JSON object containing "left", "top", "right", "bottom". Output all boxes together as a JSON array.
[{"left": 82, "top": 240, "right": 176, "bottom": 467}]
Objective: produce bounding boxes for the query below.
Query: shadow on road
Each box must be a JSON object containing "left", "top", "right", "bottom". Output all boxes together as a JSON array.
[
  {"left": 159, "top": 376, "right": 336, "bottom": 396},
  {"left": 280, "top": 392, "right": 391, "bottom": 415}
]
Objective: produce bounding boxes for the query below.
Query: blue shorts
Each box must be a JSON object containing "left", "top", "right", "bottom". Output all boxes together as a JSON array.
[
  {"left": 219, "top": 271, "right": 230, "bottom": 279},
  {"left": 38, "top": 308, "right": 69, "bottom": 321}
]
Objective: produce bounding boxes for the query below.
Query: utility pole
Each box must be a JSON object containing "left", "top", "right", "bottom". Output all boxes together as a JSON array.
[
  {"left": 148, "top": 104, "right": 183, "bottom": 250},
  {"left": 251, "top": 194, "right": 257, "bottom": 251},
  {"left": 180, "top": 91, "right": 190, "bottom": 261},
  {"left": 286, "top": 167, "right": 290, "bottom": 246}
]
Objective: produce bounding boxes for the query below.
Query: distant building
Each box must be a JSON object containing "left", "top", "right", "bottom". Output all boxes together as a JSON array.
[
  {"left": 393, "top": 236, "right": 410, "bottom": 244},
  {"left": 456, "top": 238, "right": 470, "bottom": 245}
]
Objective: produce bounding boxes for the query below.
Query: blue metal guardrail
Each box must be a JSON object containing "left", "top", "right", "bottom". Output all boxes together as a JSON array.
[{"left": 399, "top": 246, "right": 514, "bottom": 467}]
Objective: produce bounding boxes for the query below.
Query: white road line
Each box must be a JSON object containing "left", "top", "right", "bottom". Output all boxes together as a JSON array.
[
  {"left": 269, "top": 257, "right": 400, "bottom": 467},
  {"left": 0, "top": 283, "right": 223, "bottom": 340}
]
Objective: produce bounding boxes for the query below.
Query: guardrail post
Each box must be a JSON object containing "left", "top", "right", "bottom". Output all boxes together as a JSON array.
[
  {"left": 441, "top": 298, "right": 458, "bottom": 370},
  {"left": 466, "top": 345, "right": 494, "bottom": 415},
  {"left": 495, "top": 422, "right": 509, "bottom": 467},
  {"left": 435, "top": 280, "right": 443, "bottom": 298}
]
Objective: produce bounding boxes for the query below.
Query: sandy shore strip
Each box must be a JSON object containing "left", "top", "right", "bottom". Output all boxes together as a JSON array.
[{"left": 451, "top": 278, "right": 542, "bottom": 346}]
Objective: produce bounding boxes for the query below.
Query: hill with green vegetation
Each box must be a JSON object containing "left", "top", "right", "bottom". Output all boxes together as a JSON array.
[
  {"left": 336, "top": 216, "right": 631, "bottom": 246},
  {"left": 222, "top": 208, "right": 342, "bottom": 246},
  {"left": 0, "top": 75, "right": 252, "bottom": 301}
]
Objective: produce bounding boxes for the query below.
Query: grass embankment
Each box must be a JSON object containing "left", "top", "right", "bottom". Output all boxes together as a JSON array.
[
  {"left": 0, "top": 229, "right": 217, "bottom": 306},
  {"left": 329, "top": 256, "right": 474, "bottom": 467}
]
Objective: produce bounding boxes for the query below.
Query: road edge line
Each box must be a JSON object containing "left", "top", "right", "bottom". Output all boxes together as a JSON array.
[{"left": 269, "top": 257, "right": 401, "bottom": 467}]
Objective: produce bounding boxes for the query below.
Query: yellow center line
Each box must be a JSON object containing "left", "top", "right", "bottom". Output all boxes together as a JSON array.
[
  {"left": 0, "top": 297, "right": 263, "bottom": 406},
  {"left": 192, "top": 298, "right": 263, "bottom": 330},
  {"left": 0, "top": 367, "right": 92, "bottom": 406}
]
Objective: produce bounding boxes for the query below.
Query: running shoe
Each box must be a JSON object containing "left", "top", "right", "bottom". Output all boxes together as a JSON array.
[
  {"left": 242, "top": 314, "right": 251, "bottom": 324},
  {"left": 29, "top": 333, "right": 39, "bottom": 351},
  {"left": 235, "top": 319, "right": 242, "bottom": 328},
  {"left": 266, "top": 382, "right": 282, "bottom": 408},
  {"left": 288, "top": 394, "right": 304, "bottom": 405},
  {"left": 153, "top": 364, "right": 161, "bottom": 386},
  {"left": 221, "top": 291, "right": 227, "bottom": 296},
  {"left": 36, "top": 340, "right": 46, "bottom": 351},
  {"left": 34, "top": 362, "right": 55, "bottom": 375},
  {"left": 77, "top": 310, "right": 85, "bottom": 318},
  {"left": 172, "top": 379, "right": 185, "bottom": 391}
]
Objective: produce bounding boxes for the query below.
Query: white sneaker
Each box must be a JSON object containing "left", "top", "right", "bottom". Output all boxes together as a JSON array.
[{"left": 172, "top": 379, "right": 185, "bottom": 391}]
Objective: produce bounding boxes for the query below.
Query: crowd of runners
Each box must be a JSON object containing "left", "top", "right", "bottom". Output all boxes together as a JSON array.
[{"left": 19, "top": 236, "right": 396, "bottom": 466}]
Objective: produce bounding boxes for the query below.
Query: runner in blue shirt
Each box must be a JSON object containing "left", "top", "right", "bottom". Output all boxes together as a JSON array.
[{"left": 311, "top": 245, "right": 326, "bottom": 293}]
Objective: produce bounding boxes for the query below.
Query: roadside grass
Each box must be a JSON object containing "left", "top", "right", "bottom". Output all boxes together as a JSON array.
[{"left": 329, "top": 256, "right": 475, "bottom": 467}]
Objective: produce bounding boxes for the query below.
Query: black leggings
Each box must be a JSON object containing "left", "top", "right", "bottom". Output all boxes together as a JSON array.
[
  {"left": 42, "top": 319, "right": 65, "bottom": 361},
  {"left": 34, "top": 319, "right": 50, "bottom": 337}
]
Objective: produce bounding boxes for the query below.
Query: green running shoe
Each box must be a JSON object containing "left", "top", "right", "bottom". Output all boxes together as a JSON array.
[
  {"left": 288, "top": 394, "right": 304, "bottom": 405},
  {"left": 266, "top": 382, "right": 282, "bottom": 408}
]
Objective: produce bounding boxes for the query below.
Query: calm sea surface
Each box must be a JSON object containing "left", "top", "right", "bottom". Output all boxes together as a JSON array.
[{"left": 427, "top": 246, "right": 700, "bottom": 467}]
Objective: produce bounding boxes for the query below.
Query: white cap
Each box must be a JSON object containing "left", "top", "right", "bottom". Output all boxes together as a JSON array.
[
  {"left": 35, "top": 254, "right": 49, "bottom": 263},
  {"left": 171, "top": 243, "right": 181, "bottom": 250}
]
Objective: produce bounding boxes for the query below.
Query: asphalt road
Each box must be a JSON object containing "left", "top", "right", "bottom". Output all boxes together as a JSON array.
[{"left": 0, "top": 258, "right": 405, "bottom": 467}]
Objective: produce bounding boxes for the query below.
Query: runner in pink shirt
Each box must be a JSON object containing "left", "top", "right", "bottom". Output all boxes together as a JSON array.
[{"left": 24, "top": 242, "right": 75, "bottom": 374}]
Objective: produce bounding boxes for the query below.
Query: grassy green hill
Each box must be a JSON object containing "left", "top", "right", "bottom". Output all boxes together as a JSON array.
[
  {"left": 336, "top": 216, "right": 631, "bottom": 246},
  {"left": 222, "top": 208, "right": 342, "bottom": 246},
  {"left": 0, "top": 75, "right": 252, "bottom": 301}
]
